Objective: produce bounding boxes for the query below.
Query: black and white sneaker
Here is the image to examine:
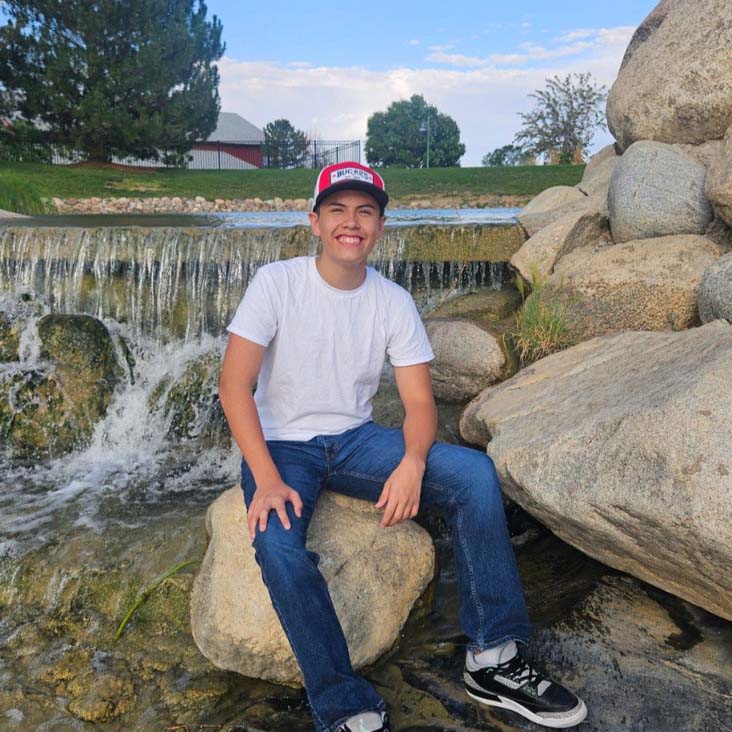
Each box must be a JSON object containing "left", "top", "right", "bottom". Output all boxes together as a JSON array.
[
  {"left": 335, "top": 710, "right": 391, "bottom": 732},
  {"left": 464, "top": 648, "right": 587, "bottom": 728}
]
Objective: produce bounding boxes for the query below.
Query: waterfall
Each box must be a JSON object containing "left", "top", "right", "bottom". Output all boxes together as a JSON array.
[{"left": 0, "top": 224, "right": 521, "bottom": 340}]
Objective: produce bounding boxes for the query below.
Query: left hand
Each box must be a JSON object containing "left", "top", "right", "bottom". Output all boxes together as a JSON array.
[{"left": 375, "top": 454, "right": 425, "bottom": 528}]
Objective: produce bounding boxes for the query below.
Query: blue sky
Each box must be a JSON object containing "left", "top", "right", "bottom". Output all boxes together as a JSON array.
[{"left": 207, "top": 0, "right": 658, "bottom": 165}]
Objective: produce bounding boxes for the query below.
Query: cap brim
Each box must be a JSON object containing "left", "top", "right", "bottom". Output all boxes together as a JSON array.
[{"left": 314, "top": 180, "right": 388, "bottom": 211}]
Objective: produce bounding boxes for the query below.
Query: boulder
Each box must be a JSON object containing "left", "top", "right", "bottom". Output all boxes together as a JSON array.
[
  {"left": 534, "top": 575, "right": 732, "bottom": 731},
  {"left": 678, "top": 139, "right": 724, "bottom": 169},
  {"left": 608, "top": 141, "right": 713, "bottom": 243},
  {"left": 510, "top": 207, "right": 610, "bottom": 283},
  {"left": 582, "top": 144, "right": 617, "bottom": 178},
  {"left": 518, "top": 191, "right": 606, "bottom": 238},
  {"left": 190, "top": 487, "right": 435, "bottom": 685},
  {"left": 459, "top": 321, "right": 732, "bottom": 619},
  {"left": 577, "top": 155, "right": 616, "bottom": 198},
  {"left": 520, "top": 186, "right": 586, "bottom": 217},
  {"left": 705, "top": 217, "right": 732, "bottom": 252},
  {"left": 549, "top": 234, "right": 720, "bottom": 339},
  {"left": 1, "top": 314, "right": 120, "bottom": 457},
  {"left": 698, "top": 253, "right": 732, "bottom": 323},
  {"left": 424, "top": 319, "right": 505, "bottom": 401},
  {"left": 705, "top": 124, "right": 732, "bottom": 227},
  {"left": 427, "top": 288, "right": 522, "bottom": 324},
  {"left": 0, "top": 311, "right": 19, "bottom": 362},
  {"left": 607, "top": 0, "right": 732, "bottom": 150}
]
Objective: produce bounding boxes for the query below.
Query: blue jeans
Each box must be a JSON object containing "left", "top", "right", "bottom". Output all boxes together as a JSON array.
[{"left": 240, "top": 420, "right": 531, "bottom": 732}]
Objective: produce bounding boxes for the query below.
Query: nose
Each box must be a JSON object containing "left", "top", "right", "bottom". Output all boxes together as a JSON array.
[{"left": 342, "top": 209, "right": 360, "bottom": 228}]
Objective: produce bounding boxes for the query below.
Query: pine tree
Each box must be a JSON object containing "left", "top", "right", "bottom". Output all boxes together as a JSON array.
[
  {"left": 263, "top": 119, "right": 309, "bottom": 169},
  {"left": 0, "top": 0, "right": 225, "bottom": 162}
]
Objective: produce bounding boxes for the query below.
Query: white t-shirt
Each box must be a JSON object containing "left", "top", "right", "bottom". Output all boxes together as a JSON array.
[{"left": 227, "top": 256, "right": 435, "bottom": 440}]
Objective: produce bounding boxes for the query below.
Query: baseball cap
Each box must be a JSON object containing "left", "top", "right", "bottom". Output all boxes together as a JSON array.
[{"left": 312, "top": 162, "right": 388, "bottom": 212}]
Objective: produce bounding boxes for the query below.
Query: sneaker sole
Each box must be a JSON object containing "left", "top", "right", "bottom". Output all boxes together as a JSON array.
[{"left": 466, "top": 688, "right": 588, "bottom": 729}]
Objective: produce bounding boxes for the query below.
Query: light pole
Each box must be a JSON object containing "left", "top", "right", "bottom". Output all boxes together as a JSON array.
[{"left": 419, "top": 116, "right": 430, "bottom": 168}]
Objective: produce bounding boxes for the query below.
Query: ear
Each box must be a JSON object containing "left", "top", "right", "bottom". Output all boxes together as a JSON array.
[{"left": 308, "top": 211, "right": 321, "bottom": 237}]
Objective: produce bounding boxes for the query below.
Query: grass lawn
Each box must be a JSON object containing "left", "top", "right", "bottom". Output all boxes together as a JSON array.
[{"left": 0, "top": 161, "right": 585, "bottom": 214}]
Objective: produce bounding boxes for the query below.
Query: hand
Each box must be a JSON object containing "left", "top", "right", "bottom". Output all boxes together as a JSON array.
[
  {"left": 247, "top": 479, "right": 303, "bottom": 540},
  {"left": 375, "top": 455, "right": 425, "bottom": 528}
]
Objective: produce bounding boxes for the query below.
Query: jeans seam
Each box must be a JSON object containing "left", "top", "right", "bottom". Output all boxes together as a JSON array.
[
  {"left": 455, "top": 498, "right": 486, "bottom": 647},
  {"left": 259, "top": 559, "right": 329, "bottom": 732},
  {"left": 327, "top": 703, "right": 387, "bottom": 732}
]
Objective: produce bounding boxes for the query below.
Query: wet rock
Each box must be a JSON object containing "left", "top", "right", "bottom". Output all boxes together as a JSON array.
[
  {"left": 705, "top": 124, "right": 732, "bottom": 228},
  {"left": 0, "top": 314, "right": 120, "bottom": 458},
  {"left": 608, "top": 141, "right": 713, "bottom": 243},
  {"left": 534, "top": 575, "right": 732, "bottom": 731},
  {"left": 0, "top": 311, "right": 20, "bottom": 361},
  {"left": 460, "top": 321, "right": 732, "bottom": 619},
  {"left": 698, "top": 253, "right": 732, "bottom": 323},
  {"left": 427, "top": 288, "right": 522, "bottom": 324},
  {"left": 149, "top": 352, "right": 229, "bottom": 445},
  {"left": 549, "top": 234, "right": 720, "bottom": 339},
  {"left": 511, "top": 207, "right": 610, "bottom": 283},
  {"left": 607, "top": 0, "right": 732, "bottom": 149},
  {"left": 424, "top": 319, "right": 505, "bottom": 402},
  {"left": 190, "top": 487, "right": 435, "bottom": 685}
]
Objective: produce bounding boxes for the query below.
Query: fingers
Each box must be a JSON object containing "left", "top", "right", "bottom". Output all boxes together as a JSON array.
[
  {"left": 288, "top": 489, "right": 304, "bottom": 518},
  {"left": 248, "top": 486, "right": 304, "bottom": 539},
  {"left": 375, "top": 485, "right": 389, "bottom": 509}
]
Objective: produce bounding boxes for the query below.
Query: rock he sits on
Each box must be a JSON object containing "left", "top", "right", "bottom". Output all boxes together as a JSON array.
[{"left": 190, "top": 487, "right": 435, "bottom": 686}]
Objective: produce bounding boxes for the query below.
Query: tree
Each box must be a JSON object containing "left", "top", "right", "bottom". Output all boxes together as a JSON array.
[
  {"left": 513, "top": 73, "right": 606, "bottom": 164},
  {"left": 481, "top": 144, "right": 525, "bottom": 167},
  {"left": 0, "top": 0, "right": 224, "bottom": 162},
  {"left": 264, "top": 119, "right": 309, "bottom": 169},
  {"left": 365, "top": 94, "right": 465, "bottom": 168}
]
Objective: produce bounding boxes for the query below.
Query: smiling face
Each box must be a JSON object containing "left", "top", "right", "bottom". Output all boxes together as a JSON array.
[{"left": 308, "top": 189, "right": 386, "bottom": 273}]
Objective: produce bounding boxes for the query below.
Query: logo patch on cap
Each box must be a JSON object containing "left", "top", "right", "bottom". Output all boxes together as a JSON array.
[{"left": 330, "top": 167, "right": 374, "bottom": 186}]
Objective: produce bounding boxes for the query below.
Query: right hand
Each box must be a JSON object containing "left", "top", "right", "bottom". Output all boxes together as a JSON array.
[{"left": 247, "top": 479, "right": 304, "bottom": 540}]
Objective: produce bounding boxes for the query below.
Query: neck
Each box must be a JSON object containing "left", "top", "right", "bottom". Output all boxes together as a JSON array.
[{"left": 315, "top": 256, "right": 367, "bottom": 290}]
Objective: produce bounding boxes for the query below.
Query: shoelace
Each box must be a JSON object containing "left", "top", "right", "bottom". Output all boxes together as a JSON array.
[{"left": 495, "top": 653, "right": 544, "bottom": 689}]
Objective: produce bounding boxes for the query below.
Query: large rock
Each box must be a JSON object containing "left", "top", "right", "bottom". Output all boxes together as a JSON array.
[
  {"left": 608, "top": 141, "right": 713, "bottom": 243},
  {"left": 698, "top": 253, "right": 732, "bottom": 322},
  {"left": 577, "top": 155, "right": 617, "bottom": 198},
  {"left": 1, "top": 314, "right": 120, "bottom": 457},
  {"left": 459, "top": 321, "right": 732, "bottom": 619},
  {"left": 424, "top": 319, "right": 505, "bottom": 401},
  {"left": 510, "top": 207, "right": 610, "bottom": 283},
  {"left": 520, "top": 186, "right": 586, "bottom": 217},
  {"left": 705, "top": 124, "right": 732, "bottom": 227},
  {"left": 190, "top": 487, "right": 435, "bottom": 685},
  {"left": 607, "top": 0, "right": 732, "bottom": 150},
  {"left": 535, "top": 575, "right": 732, "bottom": 731},
  {"left": 427, "top": 288, "right": 522, "bottom": 324},
  {"left": 517, "top": 187, "right": 589, "bottom": 237},
  {"left": 548, "top": 234, "right": 720, "bottom": 339}
]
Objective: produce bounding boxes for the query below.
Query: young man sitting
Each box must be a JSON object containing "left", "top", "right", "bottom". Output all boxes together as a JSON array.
[{"left": 219, "top": 162, "right": 587, "bottom": 732}]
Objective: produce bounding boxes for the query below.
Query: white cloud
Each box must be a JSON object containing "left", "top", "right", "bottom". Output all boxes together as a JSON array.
[
  {"left": 408, "top": 39, "right": 420, "bottom": 46},
  {"left": 217, "top": 25, "right": 634, "bottom": 167},
  {"left": 559, "top": 28, "right": 596, "bottom": 42}
]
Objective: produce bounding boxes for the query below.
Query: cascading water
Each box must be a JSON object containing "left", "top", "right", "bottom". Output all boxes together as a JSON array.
[{"left": 0, "top": 224, "right": 517, "bottom": 341}]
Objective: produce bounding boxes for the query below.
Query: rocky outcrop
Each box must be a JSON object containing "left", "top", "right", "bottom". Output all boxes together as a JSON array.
[
  {"left": 510, "top": 207, "right": 610, "bottom": 283},
  {"left": 547, "top": 234, "right": 720, "bottom": 339},
  {"left": 534, "top": 575, "right": 732, "bottom": 731},
  {"left": 424, "top": 319, "right": 505, "bottom": 401},
  {"left": 190, "top": 487, "right": 435, "bottom": 685},
  {"left": 460, "top": 321, "right": 732, "bottom": 619},
  {"left": 427, "top": 288, "right": 521, "bottom": 324},
  {"left": 705, "top": 124, "right": 732, "bottom": 228},
  {"left": 577, "top": 155, "right": 617, "bottom": 198},
  {"left": 698, "top": 253, "right": 732, "bottom": 323},
  {"left": 517, "top": 193, "right": 601, "bottom": 239},
  {"left": 608, "top": 141, "right": 713, "bottom": 243},
  {"left": 607, "top": 0, "right": 732, "bottom": 150},
  {"left": 519, "top": 186, "right": 586, "bottom": 217}
]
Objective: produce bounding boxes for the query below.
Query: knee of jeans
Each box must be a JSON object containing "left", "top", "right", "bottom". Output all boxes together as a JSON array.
[
  {"left": 252, "top": 528, "right": 319, "bottom": 570},
  {"left": 457, "top": 452, "right": 503, "bottom": 507}
]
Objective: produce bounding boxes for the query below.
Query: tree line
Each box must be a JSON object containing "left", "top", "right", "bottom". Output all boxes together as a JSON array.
[{"left": 0, "top": 1, "right": 606, "bottom": 168}]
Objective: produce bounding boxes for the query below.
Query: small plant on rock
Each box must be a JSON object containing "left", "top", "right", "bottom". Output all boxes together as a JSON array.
[{"left": 512, "top": 266, "right": 572, "bottom": 364}]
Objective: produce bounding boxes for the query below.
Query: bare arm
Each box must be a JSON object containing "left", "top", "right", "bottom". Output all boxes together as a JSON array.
[
  {"left": 219, "top": 333, "right": 302, "bottom": 539},
  {"left": 375, "top": 362, "right": 438, "bottom": 527}
]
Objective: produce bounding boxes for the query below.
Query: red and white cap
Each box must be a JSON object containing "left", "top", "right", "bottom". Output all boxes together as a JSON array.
[{"left": 312, "top": 162, "right": 388, "bottom": 211}]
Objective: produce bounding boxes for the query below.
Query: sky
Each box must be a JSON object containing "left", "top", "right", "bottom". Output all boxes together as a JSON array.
[{"left": 205, "top": 0, "right": 659, "bottom": 166}]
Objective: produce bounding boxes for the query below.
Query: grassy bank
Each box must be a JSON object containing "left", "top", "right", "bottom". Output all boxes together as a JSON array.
[{"left": 0, "top": 161, "right": 584, "bottom": 213}]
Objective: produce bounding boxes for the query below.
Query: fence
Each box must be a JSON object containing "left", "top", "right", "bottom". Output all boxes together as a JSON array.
[{"left": 0, "top": 137, "right": 362, "bottom": 170}]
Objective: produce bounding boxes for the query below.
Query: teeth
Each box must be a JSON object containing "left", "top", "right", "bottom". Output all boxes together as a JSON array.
[{"left": 339, "top": 237, "right": 361, "bottom": 244}]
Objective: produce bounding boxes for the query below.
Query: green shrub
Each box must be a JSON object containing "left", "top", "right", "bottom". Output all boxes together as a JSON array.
[{"left": 512, "top": 267, "right": 573, "bottom": 364}]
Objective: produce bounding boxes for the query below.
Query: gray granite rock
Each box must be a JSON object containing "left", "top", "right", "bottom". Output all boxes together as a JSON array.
[
  {"left": 705, "top": 124, "right": 732, "bottom": 228},
  {"left": 424, "top": 318, "right": 505, "bottom": 401},
  {"left": 460, "top": 321, "right": 732, "bottom": 620},
  {"left": 608, "top": 141, "right": 713, "bottom": 243},
  {"left": 698, "top": 253, "right": 732, "bottom": 322},
  {"left": 607, "top": 0, "right": 732, "bottom": 149}
]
